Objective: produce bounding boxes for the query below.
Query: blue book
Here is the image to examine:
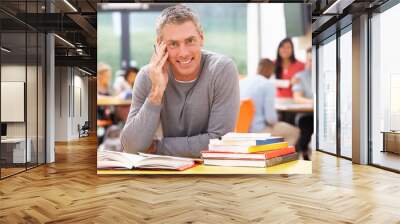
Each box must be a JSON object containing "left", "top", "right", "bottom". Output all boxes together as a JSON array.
[
  {"left": 255, "top": 137, "right": 285, "bottom": 145},
  {"left": 210, "top": 137, "right": 284, "bottom": 146}
]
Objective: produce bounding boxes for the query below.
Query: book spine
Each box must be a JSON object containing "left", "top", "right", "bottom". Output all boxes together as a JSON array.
[{"left": 266, "top": 153, "right": 298, "bottom": 167}]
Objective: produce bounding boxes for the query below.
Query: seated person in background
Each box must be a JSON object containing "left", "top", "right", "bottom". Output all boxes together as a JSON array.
[
  {"left": 292, "top": 48, "right": 313, "bottom": 160},
  {"left": 240, "top": 58, "right": 299, "bottom": 146},
  {"left": 97, "top": 63, "right": 113, "bottom": 97},
  {"left": 100, "top": 125, "right": 123, "bottom": 152},
  {"left": 120, "top": 5, "right": 240, "bottom": 158},
  {"left": 97, "top": 63, "right": 115, "bottom": 122},
  {"left": 113, "top": 67, "right": 139, "bottom": 99}
]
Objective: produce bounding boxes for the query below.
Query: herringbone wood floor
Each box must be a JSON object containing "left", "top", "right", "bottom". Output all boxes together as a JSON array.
[{"left": 1, "top": 135, "right": 400, "bottom": 224}]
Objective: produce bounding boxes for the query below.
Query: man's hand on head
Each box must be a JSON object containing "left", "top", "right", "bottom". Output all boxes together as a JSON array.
[{"left": 148, "top": 41, "right": 169, "bottom": 105}]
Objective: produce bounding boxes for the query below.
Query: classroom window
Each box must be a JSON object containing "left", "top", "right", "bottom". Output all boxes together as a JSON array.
[{"left": 97, "top": 12, "right": 122, "bottom": 81}]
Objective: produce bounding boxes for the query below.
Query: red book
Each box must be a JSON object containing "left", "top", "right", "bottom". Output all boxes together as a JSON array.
[{"left": 201, "top": 146, "right": 295, "bottom": 160}]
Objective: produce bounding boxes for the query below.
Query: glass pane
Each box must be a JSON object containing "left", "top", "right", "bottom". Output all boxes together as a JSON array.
[
  {"left": 27, "top": 31, "right": 38, "bottom": 169},
  {"left": 1, "top": 30, "right": 27, "bottom": 177},
  {"left": 130, "top": 11, "right": 157, "bottom": 70},
  {"left": 339, "top": 29, "right": 352, "bottom": 158},
  {"left": 38, "top": 33, "right": 45, "bottom": 165},
  {"left": 317, "top": 38, "right": 337, "bottom": 154},
  {"left": 371, "top": 4, "right": 400, "bottom": 171}
]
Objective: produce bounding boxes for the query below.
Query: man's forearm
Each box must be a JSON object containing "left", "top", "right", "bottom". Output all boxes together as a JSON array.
[
  {"left": 156, "top": 133, "right": 217, "bottom": 158},
  {"left": 120, "top": 100, "right": 162, "bottom": 154}
]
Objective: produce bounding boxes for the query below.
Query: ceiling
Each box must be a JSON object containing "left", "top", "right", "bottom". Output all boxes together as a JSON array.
[
  {"left": 0, "top": 0, "right": 393, "bottom": 73},
  {"left": 310, "top": 0, "right": 389, "bottom": 43},
  {"left": 0, "top": 0, "right": 97, "bottom": 73}
]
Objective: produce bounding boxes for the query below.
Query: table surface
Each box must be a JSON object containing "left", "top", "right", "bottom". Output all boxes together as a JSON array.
[
  {"left": 1, "top": 138, "right": 27, "bottom": 143},
  {"left": 97, "top": 160, "right": 312, "bottom": 175},
  {"left": 276, "top": 98, "right": 313, "bottom": 113},
  {"left": 97, "top": 97, "right": 131, "bottom": 106},
  {"left": 381, "top": 131, "right": 400, "bottom": 134}
]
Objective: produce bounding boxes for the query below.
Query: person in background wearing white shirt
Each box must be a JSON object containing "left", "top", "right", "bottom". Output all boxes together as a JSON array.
[
  {"left": 113, "top": 67, "right": 139, "bottom": 99},
  {"left": 240, "top": 58, "right": 300, "bottom": 146}
]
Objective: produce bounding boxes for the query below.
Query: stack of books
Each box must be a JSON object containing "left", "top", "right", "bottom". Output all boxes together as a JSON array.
[{"left": 202, "top": 133, "right": 298, "bottom": 168}]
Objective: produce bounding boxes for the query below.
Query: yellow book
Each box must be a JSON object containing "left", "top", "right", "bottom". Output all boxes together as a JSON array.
[
  {"left": 248, "top": 142, "right": 289, "bottom": 153},
  {"left": 208, "top": 142, "right": 289, "bottom": 153}
]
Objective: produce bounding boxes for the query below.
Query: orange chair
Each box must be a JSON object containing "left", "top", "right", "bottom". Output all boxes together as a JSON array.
[
  {"left": 97, "top": 119, "right": 113, "bottom": 127},
  {"left": 235, "top": 99, "right": 255, "bottom": 133}
]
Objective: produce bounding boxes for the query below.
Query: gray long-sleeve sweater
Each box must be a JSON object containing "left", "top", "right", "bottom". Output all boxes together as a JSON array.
[{"left": 120, "top": 50, "right": 240, "bottom": 158}]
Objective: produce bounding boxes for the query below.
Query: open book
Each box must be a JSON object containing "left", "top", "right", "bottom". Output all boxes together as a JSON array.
[{"left": 97, "top": 150, "right": 196, "bottom": 171}]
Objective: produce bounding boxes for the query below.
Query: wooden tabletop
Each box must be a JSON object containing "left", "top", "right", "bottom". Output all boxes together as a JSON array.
[
  {"left": 276, "top": 104, "right": 314, "bottom": 113},
  {"left": 276, "top": 98, "right": 313, "bottom": 113}
]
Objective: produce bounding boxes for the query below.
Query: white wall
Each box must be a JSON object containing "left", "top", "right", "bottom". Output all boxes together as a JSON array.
[
  {"left": 247, "top": 4, "right": 260, "bottom": 77},
  {"left": 55, "top": 67, "right": 68, "bottom": 141},
  {"left": 1, "top": 65, "right": 31, "bottom": 137},
  {"left": 54, "top": 67, "right": 89, "bottom": 141},
  {"left": 260, "top": 4, "right": 286, "bottom": 60}
]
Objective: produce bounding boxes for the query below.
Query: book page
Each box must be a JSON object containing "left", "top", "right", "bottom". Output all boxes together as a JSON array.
[
  {"left": 135, "top": 157, "right": 194, "bottom": 170},
  {"left": 98, "top": 150, "right": 145, "bottom": 168},
  {"left": 138, "top": 152, "right": 198, "bottom": 162},
  {"left": 97, "top": 160, "right": 132, "bottom": 169}
]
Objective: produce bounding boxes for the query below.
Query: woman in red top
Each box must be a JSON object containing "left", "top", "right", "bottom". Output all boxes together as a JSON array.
[{"left": 274, "top": 38, "right": 305, "bottom": 98}]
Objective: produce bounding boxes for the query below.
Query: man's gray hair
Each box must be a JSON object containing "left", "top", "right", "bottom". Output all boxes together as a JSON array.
[{"left": 156, "top": 4, "right": 203, "bottom": 38}]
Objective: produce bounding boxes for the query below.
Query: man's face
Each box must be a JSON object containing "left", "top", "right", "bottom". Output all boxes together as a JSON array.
[{"left": 159, "top": 21, "right": 204, "bottom": 79}]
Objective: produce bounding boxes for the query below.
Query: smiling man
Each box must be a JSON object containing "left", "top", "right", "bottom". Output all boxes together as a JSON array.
[{"left": 120, "top": 4, "right": 240, "bottom": 158}]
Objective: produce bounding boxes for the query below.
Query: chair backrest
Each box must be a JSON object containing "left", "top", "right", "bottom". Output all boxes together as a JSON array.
[
  {"left": 82, "top": 121, "right": 90, "bottom": 129},
  {"left": 235, "top": 99, "right": 255, "bottom": 133}
]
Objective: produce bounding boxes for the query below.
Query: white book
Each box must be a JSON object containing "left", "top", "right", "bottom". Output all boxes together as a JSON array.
[
  {"left": 208, "top": 144, "right": 252, "bottom": 152},
  {"left": 210, "top": 136, "right": 283, "bottom": 146},
  {"left": 97, "top": 150, "right": 195, "bottom": 170},
  {"left": 221, "top": 132, "right": 271, "bottom": 141},
  {"left": 203, "top": 153, "right": 297, "bottom": 168}
]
